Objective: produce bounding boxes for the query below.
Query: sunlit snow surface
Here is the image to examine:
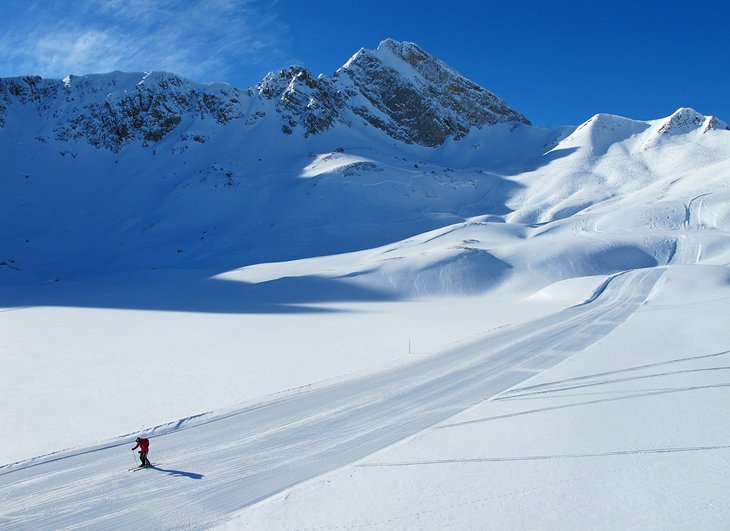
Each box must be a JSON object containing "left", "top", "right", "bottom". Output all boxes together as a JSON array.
[{"left": 2, "top": 104, "right": 730, "bottom": 529}]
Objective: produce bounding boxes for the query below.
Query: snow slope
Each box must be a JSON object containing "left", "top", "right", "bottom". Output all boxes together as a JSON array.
[{"left": 1, "top": 267, "right": 669, "bottom": 529}]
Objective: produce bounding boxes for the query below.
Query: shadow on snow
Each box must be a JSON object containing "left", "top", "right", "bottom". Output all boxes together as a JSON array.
[
  {"left": 148, "top": 466, "right": 203, "bottom": 480},
  {"left": 0, "top": 273, "right": 400, "bottom": 314}
]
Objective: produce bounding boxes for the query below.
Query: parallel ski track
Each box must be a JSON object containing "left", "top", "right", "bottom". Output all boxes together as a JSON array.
[{"left": 0, "top": 267, "right": 664, "bottom": 530}]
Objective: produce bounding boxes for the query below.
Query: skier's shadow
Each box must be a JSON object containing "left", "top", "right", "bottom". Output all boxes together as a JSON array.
[{"left": 149, "top": 466, "right": 203, "bottom": 480}]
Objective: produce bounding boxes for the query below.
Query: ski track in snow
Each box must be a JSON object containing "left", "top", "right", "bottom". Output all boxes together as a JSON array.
[{"left": 0, "top": 267, "right": 664, "bottom": 530}]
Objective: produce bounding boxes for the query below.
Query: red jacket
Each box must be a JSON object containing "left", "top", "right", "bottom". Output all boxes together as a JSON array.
[{"left": 133, "top": 438, "right": 149, "bottom": 452}]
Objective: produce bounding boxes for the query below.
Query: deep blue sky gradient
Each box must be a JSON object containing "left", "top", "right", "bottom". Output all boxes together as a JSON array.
[{"left": 1, "top": 0, "right": 728, "bottom": 127}]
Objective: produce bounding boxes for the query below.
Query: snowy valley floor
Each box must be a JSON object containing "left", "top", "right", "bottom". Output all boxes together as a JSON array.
[{"left": 1, "top": 264, "right": 730, "bottom": 529}]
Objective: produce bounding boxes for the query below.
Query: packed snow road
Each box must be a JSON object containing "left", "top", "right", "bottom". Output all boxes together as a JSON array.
[{"left": 0, "top": 267, "right": 664, "bottom": 530}]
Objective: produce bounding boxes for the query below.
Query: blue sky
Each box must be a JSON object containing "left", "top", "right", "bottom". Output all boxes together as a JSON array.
[{"left": 1, "top": 0, "right": 728, "bottom": 127}]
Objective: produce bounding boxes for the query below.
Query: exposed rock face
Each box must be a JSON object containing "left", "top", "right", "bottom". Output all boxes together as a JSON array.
[
  {"left": 335, "top": 39, "right": 530, "bottom": 146},
  {"left": 0, "top": 72, "right": 246, "bottom": 151},
  {"left": 0, "top": 39, "right": 531, "bottom": 150},
  {"left": 0, "top": 75, "right": 58, "bottom": 127},
  {"left": 258, "top": 66, "right": 346, "bottom": 136}
]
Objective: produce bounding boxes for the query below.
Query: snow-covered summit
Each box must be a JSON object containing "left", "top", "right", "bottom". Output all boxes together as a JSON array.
[
  {"left": 655, "top": 107, "right": 729, "bottom": 136},
  {"left": 557, "top": 113, "right": 651, "bottom": 156},
  {"left": 341, "top": 39, "right": 452, "bottom": 82},
  {"left": 550, "top": 107, "right": 729, "bottom": 158},
  {"left": 633, "top": 108, "right": 729, "bottom": 150}
]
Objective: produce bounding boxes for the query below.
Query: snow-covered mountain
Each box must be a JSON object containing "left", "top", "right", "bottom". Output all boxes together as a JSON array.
[
  {"left": 1, "top": 52, "right": 728, "bottom": 291},
  {"left": 2, "top": 39, "right": 727, "bottom": 287},
  {"left": 0, "top": 39, "right": 539, "bottom": 281},
  {"left": 3, "top": 39, "right": 730, "bottom": 530}
]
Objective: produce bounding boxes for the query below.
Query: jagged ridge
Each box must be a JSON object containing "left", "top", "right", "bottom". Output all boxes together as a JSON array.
[{"left": 0, "top": 39, "right": 530, "bottom": 150}]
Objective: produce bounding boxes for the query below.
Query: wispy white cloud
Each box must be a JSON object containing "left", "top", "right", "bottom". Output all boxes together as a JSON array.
[{"left": 0, "top": 0, "right": 289, "bottom": 85}]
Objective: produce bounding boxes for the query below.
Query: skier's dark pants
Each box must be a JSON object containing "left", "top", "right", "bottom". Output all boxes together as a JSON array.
[{"left": 139, "top": 451, "right": 150, "bottom": 466}]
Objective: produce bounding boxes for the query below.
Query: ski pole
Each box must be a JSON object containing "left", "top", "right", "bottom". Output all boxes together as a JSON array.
[{"left": 132, "top": 448, "right": 138, "bottom": 467}]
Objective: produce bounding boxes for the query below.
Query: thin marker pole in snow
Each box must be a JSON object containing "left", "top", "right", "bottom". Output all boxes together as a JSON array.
[{"left": 409, "top": 340, "right": 411, "bottom": 355}]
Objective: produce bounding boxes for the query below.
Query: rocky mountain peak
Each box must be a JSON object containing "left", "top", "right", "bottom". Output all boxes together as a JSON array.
[
  {"left": 333, "top": 39, "right": 530, "bottom": 146},
  {"left": 657, "top": 107, "right": 729, "bottom": 135}
]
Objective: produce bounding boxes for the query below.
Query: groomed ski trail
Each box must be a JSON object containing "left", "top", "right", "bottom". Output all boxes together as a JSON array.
[{"left": 0, "top": 267, "right": 664, "bottom": 530}]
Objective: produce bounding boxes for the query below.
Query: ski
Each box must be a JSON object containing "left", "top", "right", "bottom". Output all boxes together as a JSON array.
[{"left": 128, "top": 464, "right": 157, "bottom": 471}]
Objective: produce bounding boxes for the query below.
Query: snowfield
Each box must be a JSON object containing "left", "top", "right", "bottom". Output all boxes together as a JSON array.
[
  {"left": 2, "top": 49, "right": 730, "bottom": 528},
  {"left": 3, "top": 265, "right": 730, "bottom": 530}
]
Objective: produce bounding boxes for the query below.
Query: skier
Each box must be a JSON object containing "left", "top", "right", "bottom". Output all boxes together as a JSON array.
[{"left": 132, "top": 436, "right": 151, "bottom": 467}]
